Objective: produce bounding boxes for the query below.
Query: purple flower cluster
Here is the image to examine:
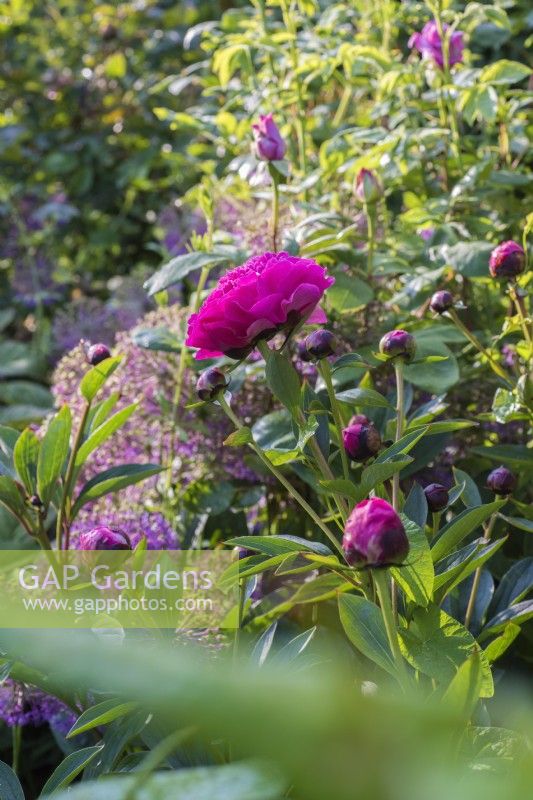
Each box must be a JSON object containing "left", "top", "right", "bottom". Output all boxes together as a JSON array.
[{"left": 0, "top": 680, "right": 75, "bottom": 734}]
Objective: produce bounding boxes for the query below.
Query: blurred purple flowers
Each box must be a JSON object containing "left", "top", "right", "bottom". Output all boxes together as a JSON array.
[{"left": 409, "top": 21, "right": 464, "bottom": 69}]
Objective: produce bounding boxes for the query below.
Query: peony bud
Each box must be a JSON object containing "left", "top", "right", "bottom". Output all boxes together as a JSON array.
[
  {"left": 342, "top": 417, "right": 381, "bottom": 462},
  {"left": 489, "top": 241, "right": 525, "bottom": 280},
  {"left": 252, "top": 114, "right": 287, "bottom": 162},
  {"left": 354, "top": 169, "right": 382, "bottom": 205},
  {"left": 430, "top": 290, "right": 454, "bottom": 314},
  {"left": 424, "top": 483, "right": 449, "bottom": 512},
  {"left": 379, "top": 329, "right": 416, "bottom": 362},
  {"left": 487, "top": 465, "right": 516, "bottom": 496},
  {"left": 343, "top": 497, "right": 409, "bottom": 568},
  {"left": 29, "top": 494, "right": 43, "bottom": 509},
  {"left": 77, "top": 526, "right": 131, "bottom": 550},
  {"left": 196, "top": 367, "right": 229, "bottom": 401},
  {"left": 304, "top": 329, "right": 338, "bottom": 360},
  {"left": 87, "top": 343, "right": 111, "bottom": 366}
]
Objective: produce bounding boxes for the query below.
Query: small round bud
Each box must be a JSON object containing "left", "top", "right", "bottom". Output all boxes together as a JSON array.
[
  {"left": 379, "top": 329, "right": 416, "bottom": 362},
  {"left": 252, "top": 113, "right": 286, "bottom": 162},
  {"left": 304, "top": 329, "right": 338, "bottom": 360},
  {"left": 424, "top": 483, "right": 449, "bottom": 512},
  {"left": 87, "top": 343, "right": 111, "bottom": 366},
  {"left": 487, "top": 466, "right": 516, "bottom": 496},
  {"left": 29, "top": 494, "right": 43, "bottom": 509},
  {"left": 77, "top": 526, "right": 131, "bottom": 551},
  {"left": 354, "top": 169, "right": 383, "bottom": 205},
  {"left": 196, "top": 367, "right": 229, "bottom": 401},
  {"left": 430, "top": 290, "right": 454, "bottom": 314},
  {"left": 343, "top": 497, "right": 409, "bottom": 568},
  {"left": 342, "top": 419, "right": 381, "bottom": 463},
  {"left": 489, "top": 241, "right": 525, "bottom": 280}
]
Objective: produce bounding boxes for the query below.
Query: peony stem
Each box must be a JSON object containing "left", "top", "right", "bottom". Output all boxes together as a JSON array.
[
  {"left": 509, "top": 284, "right": 533, "bottom": 351},
  {"left": 464, "top": 513, "right": 497, "bottom": 630},
  {"left": 280, "top": 0, "right": 308, "bottom": 179},
  {"left": 57, "top": 400, "right": 91, "bottom": 550},
  {"left": 447, "top": 308, "right": 513, "bottom": 388},
  {"left": 269, "top": 167, "right": 280, "bottom": 252},
  {"left": 431, "top": 511, "right": 441, "bottom": 541},
  {"left": 373, "top": 568, "right": 410, "bottom": 690},
  {"left": 319, "top": 360, "right": 351, "bottom": 482},
  {"left": 365, "top": 203, "right": 376, "bottom": 276},
  {"left": 217, "top": 393, "right": 344, "bottom": 556},
  {"left": 392, "top": 359, "right": 404, "bottom": 513}
]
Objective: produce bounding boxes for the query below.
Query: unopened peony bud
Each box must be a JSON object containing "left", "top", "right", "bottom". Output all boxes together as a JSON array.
[
  {"left": 424, "top": 483, "right": 449, "bottom": 512},
  {"left": 304, "top": 329, "right": 338, "bottom": 360},
  {"left": 343, "top": 497, "right": 409, "bottom": 568},
  {"left": 354, "top": 169, "right": 382, "bottom": 205},
  {"left": 87, "top": 343, "right": 111, "bottom": 366},
  {"left": 78, "top": 526, "right": 131, "bottom": 550},
  {"left": 252, "top": 114, "right": 287, "bottom": 162},
  {"left": 489, "top": 241, "right": 525, "bottom": 280},
  {"left": 487, "top": 466, "right": 516, "bottom": 496},
  {"left": 29, "top": 495, "right": 43, "bottom": 509},
  {"left": 196, "top": 367, "right": 229, "bottom": 401},
  {"left": 430, "top": 290, "right": 454, "bottom": 314},
  {"left": 342, "top": 417, "right": 381, "bottom": 462},
  {"left": 379, "top": 329, "right": 416, "bottom": 362}
]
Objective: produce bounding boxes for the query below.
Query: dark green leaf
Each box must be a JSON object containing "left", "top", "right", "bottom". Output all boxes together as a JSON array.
[
  {"left": 72, "top": 464, "right": 163, "bottom": 518},
  {"left": 37, "top": 405, "right": 71, "bottom": 506},
  {"left": 75, "top": 403, "right": 138, "bottom": 468},
  {"left": 80, "top": 357, "right": 123, "bottom": 403},
  {"left": 41, "top": 745, "right": 104, "bottom": 795},
  {"left": 13, "top": 428, "right": 40, "bottom": 495},
  {"left": 264, "top": 351, "right": 301, "bottom": 414},
  {"left": 67, "top": 699, "right": 137, "bottom": 738},
  {"left": 144, "top": 250, "right": 231, "bottom": 296},
  {"left": 431, "top": 501, "right": 505, "bottom": 562},
  {"left": 338, "top": 594, "right": 396, "bottom": 676},
  {"left": 0, "top": 760, "right": 25, "bottom": 800},
  {"left": 335, "top": 387, "right": 392, "bottom": 409}
]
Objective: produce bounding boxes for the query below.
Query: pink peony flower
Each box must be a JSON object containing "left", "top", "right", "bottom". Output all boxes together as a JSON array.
[
  {"left": 408, "top": 20, "right": 464, "bottom": 70},
  {"left": 252, "top": 114, "right": 287, "bottom": 161},
  {"left": 186, "top": 252, "right": 334, "bottom": 360},
  {"left": 489, "top": 241, "right": 525, "bottom": 279},
  {"left": 343, "top": 498, "right": 409, "bottom": 568}
]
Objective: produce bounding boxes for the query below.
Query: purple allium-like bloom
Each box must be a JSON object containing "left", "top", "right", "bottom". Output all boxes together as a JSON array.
[
  {"left": 196, "top": 367, "right": 229, "bottom": 401},
  {"left": 501, "top": 344, "right": 517, "bottom": 369},
  {"left": 342, "top": 415, "right": 381, "bottom": 463},
  {"left": 186, "top": 252, "right": 334, "bottom": 360},
  {"left": 343, "top": 497, "right": 409, "bottom": 568},
  {"left": 52, "top": 297, "right": 143, "bottom": 360},
  {"left": 430, "top": 290, "right": 454, "bottom": 314},
  {"left": 487, "top": 466, "right": 516, "bottom": 496},
  {"left": 252, "top": 114, "right": 287, "bottom": 161},
  {"left": 77, "top": 526, "right": 131, "bottom": 550},
  {"left": 409, "top": 20, "right": 464, "bottom": 69},
  {"left": 489, "top": 241, "right": 525, "bottom": 280},
  {"left": 424, "top": 482, "right": 449, "bottom": 512},
  {"left": 419, "top": 227, "right": 435, "bottom": 242},
  {"left": 87, "top": 343, "right": 111, "bottom": 366},
  {"left": 354, "top": 169, "right": 382, "bottom": 205},
  {"left": 379, "top": 329, "right": 416, "bottom": 362},
  {"left": 0, "top": 680, "right": 75, "bottom": 733},
  {"left": 304, "top": 329, "right": 338, "bottom": 360}
]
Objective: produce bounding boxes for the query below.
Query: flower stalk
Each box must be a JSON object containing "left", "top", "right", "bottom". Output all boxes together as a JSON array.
[
  {"left": 319, "top": 359, "right": 350, "bottom": 481},
  {"left": 464, "top": 513, "right": 498, "bottom": 630},
  {"left": 373, "top": 568, "right": 410, "bottom": 691},
  {"left": 447, "top": 308, "right": 513, "bottom": 387},
  {"left": 392, "top": 359, "right": 405, "bottom": 513}
]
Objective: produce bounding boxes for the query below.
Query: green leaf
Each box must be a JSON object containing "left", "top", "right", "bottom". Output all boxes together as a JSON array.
[
  {"left": 399, "top": 605, "right": 493, "bottom": 697},
  {"left": 227, "top": 535, "right": 332, "bottom": 558},
  {"left": 440, "top": 241, "right": 494, "bottom": 278},
  {"left": 72, "top": 464, "right": 162, "bottom": 518},
  {"left": 404, "top": 482, "right": 428, "bottom": 529},
  {"left": 37, "top": 406, "right": 71, "bottom": 506},
  {"left": 480, "top": 59, "right": 531, "bottom": 85},
  {"left": 296, "top": 415, "right": 319, "bottom": 452},
  {"left": 391, "top": 517, "right": 434, "bottom": 607},
  {"left": 452, "top": 468, "right": 481, "bottom": 507},
  {"left": 270, "top": 627, "right": 316, "bottom": 665},
  {"left": 469, "top": 445, "right": 532, "bottom": 469},
  {"left": 41, "top": 746, "right": 104, "bottom": 795},
  {"left": 339, "top": 594, "right": 396, "bottom": 676},
  {"left": 0, "top": 759, "right": 25, "bottom": 800},
  {"left": 144, "top": 250, "right": 231, "bottom": 296},
  {"left": 488, "top": 558, "right": 533, "bottom": 617},
  {"left": 131, "top": 326, "right": 182, "bottom": 353},
  {"left": 331, "top": 353, "right": 368, "bottom": 372},
  {"left": 326, "top": 273, "right": 374, "bottom": 312},
  {"left": 434, "top": 538, "right": 506, "bottom": 598},
  {"left": 89, "top": 393, "right": 121, "bottom": 431},
  {"left": 224, "top": 426, "right": 253, "bottom": 447},
  {"left": 75, "top": 403, "right": 138, "bottom": 468},
  {"left": 374, "top": 428, "right": 428, "bottom": 463},
  {"left": 51, "top": 761, "right": 285, "bottom": 800},
  {"left": 484, "top": 623, "right": 521, "bottom": 663},
  {"left": 67, "top": 699, "right": 137, "bottom": 738},
  {"left": 431, "top": 501, "right": 505, "bottom": 562},
  {"left": 0, "top": 476, "right": 28, "bottom": 523},
  {"left": 80, "top": 357, "right": 122, "bottom": 403},
  {"left": 482, "top": 600, "right": 533, "bottom": 636},
  {"left": 403, "top": 338, "right": 459, "bottom": 394},
  {"left": 335, "top": 387, "right": 392, "bottom": 409},
  {"left": 264, "top": 351, "right": 301, "bottom": 414},
  {"left": 251, "top": 622, "right": 278, "bottom": 666},
  {"left": 499, "top": 515, "right": 533, "bottom": 533},
  {"left": 13, "top": 428, "right": 40, "bottom": 495},
  {"left": 441, "top": 652, "right": 483, "bottom": 718}
]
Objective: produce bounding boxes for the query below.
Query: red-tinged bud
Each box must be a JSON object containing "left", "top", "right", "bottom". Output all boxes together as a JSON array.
[
  {"left": 487, "top": 466, "right": 516, "bottom": 496},
  {"left": 87, "top": 343, "right": 111, "bottom": 366},
  {"left": 343, "top": 498, "right": 409, "bottom": 568},
  {"left": 424, "top": 483, "right": 449, "bottom": 512},
  {"left": 196, "top": 367, "right": 229, "bottom": 401},
  {"left": 379, "top": 329, "right": 416, "bottom": 362},
  {"left": 489, "top": 241, "right": 525, "bottom": 280}
]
